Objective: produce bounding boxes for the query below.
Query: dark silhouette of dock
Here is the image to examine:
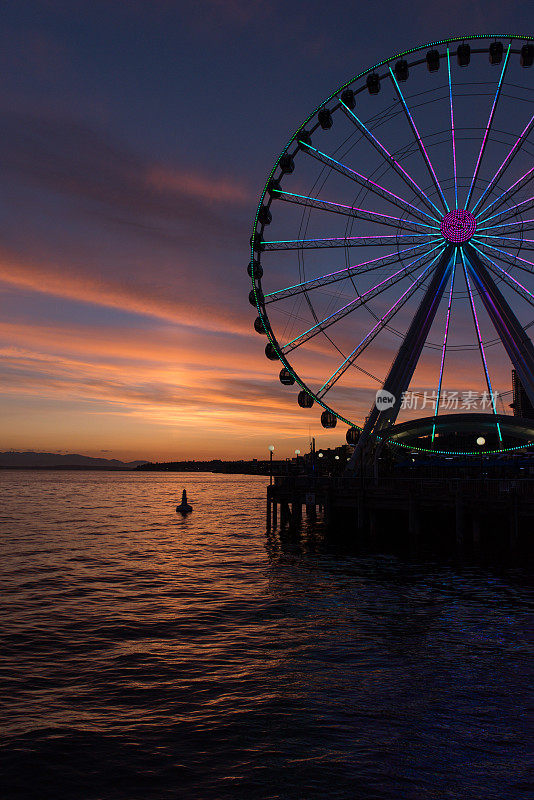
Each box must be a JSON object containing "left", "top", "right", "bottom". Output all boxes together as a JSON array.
[{"left": 267, "top": 474, "right": 533, "bottom": 551}]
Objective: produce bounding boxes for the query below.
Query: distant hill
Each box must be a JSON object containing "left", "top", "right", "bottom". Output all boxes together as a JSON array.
[{"left": 0, "top": 451, "right": 148, "bottom": 469}]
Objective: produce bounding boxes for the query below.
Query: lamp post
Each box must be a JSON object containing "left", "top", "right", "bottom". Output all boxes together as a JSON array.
[
  {"left": 476, "top": 436, "right": 485, "bottom": 478},
  {"left": 268, "top": 445, "right": 275, "bottom": 485}
]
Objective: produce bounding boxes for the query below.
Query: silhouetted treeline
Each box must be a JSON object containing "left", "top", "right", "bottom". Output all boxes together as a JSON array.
[{"left": 136, "top": 459, "right": 285, "bottom": 475}]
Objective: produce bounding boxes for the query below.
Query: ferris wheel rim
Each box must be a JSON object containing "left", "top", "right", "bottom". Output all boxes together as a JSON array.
[{"left": 249, "top": 35, "right": 534, "bottom": 457}]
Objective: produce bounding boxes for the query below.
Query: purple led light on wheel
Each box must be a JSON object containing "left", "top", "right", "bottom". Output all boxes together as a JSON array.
[{"left": 440, "top": 209, "right": 477, "bottom": 243}]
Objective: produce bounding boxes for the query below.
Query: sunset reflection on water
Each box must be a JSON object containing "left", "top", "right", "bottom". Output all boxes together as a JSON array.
[{"left": 1, "top": 471, "right": 531, "bottom": 799}]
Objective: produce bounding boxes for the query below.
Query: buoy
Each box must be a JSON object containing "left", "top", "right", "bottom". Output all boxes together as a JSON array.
[{"left": 176, "top": 489, "right": 192, "bottom": 514}]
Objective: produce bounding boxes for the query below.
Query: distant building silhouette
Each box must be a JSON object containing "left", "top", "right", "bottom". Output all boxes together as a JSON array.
[{"left": 511, "top": 369, "right": 534, "bottom": 419}]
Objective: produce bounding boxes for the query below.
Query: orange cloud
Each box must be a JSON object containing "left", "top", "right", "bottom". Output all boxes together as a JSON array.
[
  {"left": 0, "top": 310, "right": 514, "bottom": 455},
  {"left": 147, "top": 166, "right": 251, "bottom": 205},
  {"left": 0, "top": 322, "right": 322, "bottom": 461},
  {"left": 0, "top": 249, "right": 251, "bottom": 337}
]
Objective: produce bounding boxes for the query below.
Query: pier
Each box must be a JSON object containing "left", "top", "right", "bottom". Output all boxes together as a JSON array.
[{"left": 267, "top": 474, "right": 534, "bottom": 550}]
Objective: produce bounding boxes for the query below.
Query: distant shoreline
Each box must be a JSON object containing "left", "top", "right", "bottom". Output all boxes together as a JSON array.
[
  {"left": 0, "top": 452, "right": 283, "bottom": 475},
  {"left": 0, "top": 465, "right": 135, "bottom": 471},
  {"left": 0, "top": 466, "right": 270, "bottom": 475}
]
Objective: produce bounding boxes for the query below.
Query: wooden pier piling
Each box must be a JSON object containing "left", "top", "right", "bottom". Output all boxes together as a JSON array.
[
  {"left": 291, "top": 499, "right": 302, "bottom": 526},
  {"left": 408, "top": 494, "right": 420, "bottom": 538},
  {"left": 472, "top": 512, "right": 481, "bottom": 546},
  {"left": 510, "top": 494, "right": 519, "bottom": 549},
  {"left": 455, "top": 490, "right": 464, "bottom": 544}
]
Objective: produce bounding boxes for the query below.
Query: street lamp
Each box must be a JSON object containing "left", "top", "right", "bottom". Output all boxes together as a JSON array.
[{"left": 268, "top": 444, "right": 275, "bottom": 485}]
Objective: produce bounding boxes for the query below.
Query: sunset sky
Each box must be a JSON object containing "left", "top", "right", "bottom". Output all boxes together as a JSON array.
[{"left": 1, "top": 2, "right": 533, "bottom": 461}]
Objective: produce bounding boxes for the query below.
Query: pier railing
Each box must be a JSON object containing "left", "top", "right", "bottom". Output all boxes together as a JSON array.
[{"left": 273, "top": 474, "right": 534, "bottom": 498}]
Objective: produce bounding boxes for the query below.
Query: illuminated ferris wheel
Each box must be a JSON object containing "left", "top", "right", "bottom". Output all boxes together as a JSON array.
[{"left": 249, "top": 35, "right": 534, "bottom": 458}]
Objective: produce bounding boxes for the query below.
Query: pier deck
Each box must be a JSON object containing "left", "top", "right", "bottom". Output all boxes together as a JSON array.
[{"left": 267, "top": 475, "right": 534, "bottom": 547}]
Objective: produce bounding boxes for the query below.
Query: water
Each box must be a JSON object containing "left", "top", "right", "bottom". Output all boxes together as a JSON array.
[{"left": 1, "top": 470, "right": 532, "bottom": 800}]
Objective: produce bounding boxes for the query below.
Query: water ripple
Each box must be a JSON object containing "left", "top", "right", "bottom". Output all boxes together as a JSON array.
[{"left": 0, "top": 470, "right": 532, "bottom": 800}]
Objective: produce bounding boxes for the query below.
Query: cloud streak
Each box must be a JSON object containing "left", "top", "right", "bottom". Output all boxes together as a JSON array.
[
  {"left": 0, "top": 109, "right": 250, "bottom": 244},
  {"left": 0, "top": 249, "right": 251, "bottom": 336}
]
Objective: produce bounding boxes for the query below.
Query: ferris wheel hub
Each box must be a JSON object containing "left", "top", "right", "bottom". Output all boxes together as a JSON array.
[{"left": 440, "top": 209, "right": 477, "bottom": 243}]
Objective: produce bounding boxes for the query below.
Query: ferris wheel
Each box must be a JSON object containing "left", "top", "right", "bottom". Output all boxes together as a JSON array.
[{"left": 249, "top": 35, "right": 534, "bottom": 458}]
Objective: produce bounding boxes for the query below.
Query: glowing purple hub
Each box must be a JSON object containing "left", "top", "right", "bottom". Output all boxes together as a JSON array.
[{"left": 440, "top": 209, "right": 477, "bottom": 243}]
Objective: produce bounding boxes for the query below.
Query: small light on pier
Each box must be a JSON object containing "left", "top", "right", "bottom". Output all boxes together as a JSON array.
[
  {"left": 268, "top": 445, "right": 275, "bottom": 486},
  {"left": 476, "top": 436, "right": 486, "bottom": 446}
]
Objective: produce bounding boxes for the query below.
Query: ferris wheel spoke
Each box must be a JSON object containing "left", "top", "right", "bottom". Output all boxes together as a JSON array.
[
  {"left": 478, "top": 217, "right": 534, "bottom": 235},
  {"left": 261, "top": 233, "right": 439, "bottom": 251},
  {"left": 337, "top": 98, "right": 443, "bottom": 218},
  {"left": 263, "top": 243, "right": 434, "bottom": 304},
  {"left": 431, "top": 251, "right": 457, "bottom": 443},
  {"left": 471, "top": 112, "right": 534, "bottom": 217},
  {"left": 446, "top": 47, "right": 458, "bottom": 209},
  {"left": 282, "top": 244, "right": 444, "bottom": 354},
  {"left": 461, "top": 250, "right": 504, "bottom": 441},
  {"left": 299, "top": 141, "right": 438, "bottom": 224},
  {"left": 474, "top": 234, "right": 534, "bottom": 251},
  {"left": 272, "top": 189, "right": 439, "bottom": 233},
  {"left": 469, "top": 243, "right": 534, "bottom": 307},
  {"left": 316, "top": 247, "right": 447, "bottom": 398},
  {"left": 472, "top": 240, "right": 534, "bottom": 276},
  {"left": 389, "top": 66, "right": 449, "bottom": 213},
  {"left": 465, "top": 43, "right": 512, "bottom": 211},
  {"left": 476, "top": 182, "right": 534, "bottom": 225}
]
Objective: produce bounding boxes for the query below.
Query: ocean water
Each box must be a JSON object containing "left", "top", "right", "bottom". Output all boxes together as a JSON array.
[{"left": 0, "top": 470, "right": 532, "bottom": 800}]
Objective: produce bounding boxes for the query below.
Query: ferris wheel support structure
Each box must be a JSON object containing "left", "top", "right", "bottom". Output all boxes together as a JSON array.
[
  {"left": 348, "top": 245, "right": 454, "bottom": 469},
  {"left": 464, "top": 247, "right": 534, "bottom": 405},
  {"left": 348, "top": 243, "right": 534, "bottom": 470}
]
